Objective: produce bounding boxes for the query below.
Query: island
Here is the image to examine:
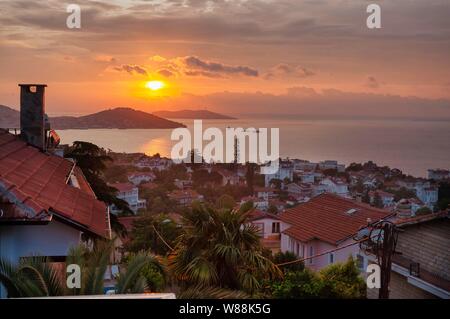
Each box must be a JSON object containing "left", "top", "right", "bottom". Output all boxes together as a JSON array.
[
  {"left": 153, "top": 109, "right": 236, "bottom": 120},
  {"left": 0, "top": 106, "right": 185, "bottom": 129}
]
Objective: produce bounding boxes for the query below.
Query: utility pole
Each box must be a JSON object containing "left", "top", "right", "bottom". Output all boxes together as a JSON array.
[
  {"left": 359, "top": 220, "right": 397, "bottom": 299},
  {"left": 378, "top": 222, "right": 396, "bottom": 299}
]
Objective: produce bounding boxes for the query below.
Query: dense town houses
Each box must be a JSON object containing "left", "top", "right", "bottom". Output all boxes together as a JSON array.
[
  {"left": 264, "top": 160, "right": 294, "bottom": 186},
  {"left": 127, "top": 171, "right": 156, "bottom": 185},
  {"left": 168, "top": 189, "right": 204, "bottom": 207},
  {"left": 369, "top": 190, "right": 395, "bottom": 208},
  {"left": 240, "top": 195, "right": 269, "bottom": 211},
  {"left": 428, "top": 169, "right": 450, "bottom": 181}
]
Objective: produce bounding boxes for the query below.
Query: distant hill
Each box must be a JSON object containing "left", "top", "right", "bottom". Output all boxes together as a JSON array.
[
  {"left": 153, "top": 109, "right": 236, "bottom": 119},
  {"left": 0, "top": 106, "right": 185, "bottom": 129},
  {"left": 0, "top": 105, "right": 19, "bottom": 127}
]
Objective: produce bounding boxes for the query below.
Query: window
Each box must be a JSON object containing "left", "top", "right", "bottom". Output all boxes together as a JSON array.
[
  {"left": 296, "top": 242, "right": 300, "bottom": 256},
  {"left": 329, "top": 253, "right": 334, "bottom": 264},
  {"left": 309, "top": 246, "right": 314, "bottom": 264},
  {"left": 272, "top": 222, "right": 280, "bottom": 233}
]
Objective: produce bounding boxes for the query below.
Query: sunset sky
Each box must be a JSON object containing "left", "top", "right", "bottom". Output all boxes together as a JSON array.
[{"left": 0, "top": 0, "right": 449, "bottom": 118}]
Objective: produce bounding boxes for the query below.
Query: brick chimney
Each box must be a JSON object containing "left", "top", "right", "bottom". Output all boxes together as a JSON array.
[{"left": 18, "top": 84, "right": 47, "bottom": 150}]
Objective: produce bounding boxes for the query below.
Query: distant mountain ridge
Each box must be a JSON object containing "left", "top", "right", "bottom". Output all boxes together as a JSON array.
[
  {"left": 0, "top": 106, "right": 185, "bottom": 129},
  {"left": 153, "top": 109, "right": 236, "bottom": 119},
  {"left": 0, "top": 105, "right": 19, "bottom": 127}
]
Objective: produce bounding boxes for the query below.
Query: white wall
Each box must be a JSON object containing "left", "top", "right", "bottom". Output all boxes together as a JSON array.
[
  {"left": 251, "top": 217, "right": 281, "bottom": 238},
  {"left": 0, "top": 220, "right": 82, "bottom": 298}
]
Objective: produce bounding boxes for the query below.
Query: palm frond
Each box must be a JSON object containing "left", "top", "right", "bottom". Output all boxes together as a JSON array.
[{"left": 115, "top": 253, "right": 161, "bottom": 294}]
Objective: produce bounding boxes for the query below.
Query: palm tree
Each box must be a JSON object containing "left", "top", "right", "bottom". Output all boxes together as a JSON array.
[
  {"left": 0, "top": 240, "right": 163, "bottom": 298},
  {"left": 0, "top": 256, "right": 64, "bottom": 298},
  {"left": 169, "top": 203, "right": 281, "bottom": 295}
]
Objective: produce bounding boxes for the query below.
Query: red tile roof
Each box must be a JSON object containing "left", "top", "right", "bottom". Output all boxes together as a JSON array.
[
  {"left": 110, "top": 182, "right": 136, "bottom": 193},
  {"left": 248, "top": 209, "right": 280, "bottom": 221},
  {"left": 280, "top": 193, "right": 392, "bottom": 245},
  {"left": 0, "top": 130, "right": 108, "bottom": 237},
  {"left": 117, "top": 215, "right": 139, "bottom": 232},
  {"left": 393, "top": 211, "right": 448, "bottom": 227}
]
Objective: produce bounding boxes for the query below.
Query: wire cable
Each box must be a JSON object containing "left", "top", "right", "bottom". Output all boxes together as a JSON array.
[{"left": 276, "top": 237, "right": 368, "bottom": 267}]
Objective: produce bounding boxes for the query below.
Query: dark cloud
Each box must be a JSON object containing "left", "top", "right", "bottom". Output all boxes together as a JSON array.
[
  {"left": 365, "top": 76, "right": 382, "bottom": 89},
  {"left": 265, "top": 63, "right": 315, "bottom": 79},
  {"left": 182, "top": 56, "right": 258, "bottom": 77},
  {"left": 173, "top": 87, "right": 450, "bottom": 120},
  {"left": 113, "top": 64, "right": 148, "bottom": 76},
  {"left": 157, "top": 69, "right": 175, "bottom": 77},
  {"left": 184, "top": 70, "right": 224, "bottom": 78}
]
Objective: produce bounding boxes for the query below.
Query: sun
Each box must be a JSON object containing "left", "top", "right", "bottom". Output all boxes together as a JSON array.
[{"left": 145, "top": 80, "right": 165, "bottom": 91}]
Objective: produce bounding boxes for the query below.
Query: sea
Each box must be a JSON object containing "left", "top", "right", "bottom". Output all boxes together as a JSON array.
[{"left": 56, "top": 117, "right": 450, "bottom": 178}]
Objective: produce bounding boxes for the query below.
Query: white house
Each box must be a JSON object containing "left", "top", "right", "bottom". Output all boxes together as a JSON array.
[
  {"left": 297, "top": 171, "right": 317, "bottom": 184},
  {"left": 168, "top": 189, "right": 204, "bottom": 206},
  {"left": 247, "top": 210, "right": 284, "bottom": 253},
  {"left": 110, "top": 182, "right": 146, "bottom": 214},
  {"left": 127, "top": 172, "right": 156, "bottom": 185},
  {"left": 293, "top": 160, "right": 317, "bottom": 172},
  {"left": 369, "top": 190, "right": 395, "bottom": 208},
  {"left": 264, "top": 161, "right": 294, "bottom": 186},
  {"left": 287, "top": 183, "right": 313, "bottom": 200},
  {"left": 319, "top": 177, "right": 350, "bottom": 198},
  {"left": 134, "top": 156, "right": 172, "bottom": 171},
  {"left": 217, "top": 169, "right": 241, "bottom": 186},
  {"left": 428, "top": 169, "right": 450, "bottom": 181},
  {"left": 241, "top": 196, "right": 269, "bottom": 211},
  {"left": 254, "top": 187, "right": 276, "bottom": 201},
  {"left": 318, "top": 160, "right": 345, "bottom": 172},
  {"left": 415, "top": 186, "right": 438, "bottom": 209},
  {"left": 279, "top": 194, "right": 392, "bottom": 271}
]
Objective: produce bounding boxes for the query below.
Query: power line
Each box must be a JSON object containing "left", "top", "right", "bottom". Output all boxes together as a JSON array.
[
  {"left": 276, "top": 237, "right": 368, "bottom": 267},
  {"left": 152, "top": 224, "right": 175, "bottom": 252}
]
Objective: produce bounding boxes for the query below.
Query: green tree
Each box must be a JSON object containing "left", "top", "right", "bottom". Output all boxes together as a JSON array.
[
  {"left": 245, "top": 163, "right": 257, "bottom": 193},
  {"left": 267, "top": 204, "right": 278, "bottom": 215},
  {"left": 415, "top": 206, "right": 432, "bottom": 216},
  {"left": 216, "top": 194, "right": 236, "bottom": 210},
  {"left": 169, "top": 203, "right": 281, "bottom": 295},
  {"left": 346, "top": 163, "right": 363, "bottom": 172},
  {"left": 125, "top": 213, "right": 181, "bottom": 256},
  {"left": 272, "top": 251, "right": 304, "bottom": 273},
  {"left": 120, "top": 253, "right": 166, "bottom": 292},
  {"left": 373, "top": 192, "right": 383, "bottom": 208},
  {"left": 386, "top": 187, "right": 417, "bottom": 202},
  {"left": 270, "top": 268, "right": 322, "bottom": 299},
  {"left": 65, "top": 141, "right": 132, "bottom": 215},
  {"left": 269, "top": 257, "right": 366, "bottom": 299},
  {"left": 362, "top": 191, "right": 370, "bottom": 204},
  {"left": 438, "top": 182, "right": 450, "bottom": 210}
]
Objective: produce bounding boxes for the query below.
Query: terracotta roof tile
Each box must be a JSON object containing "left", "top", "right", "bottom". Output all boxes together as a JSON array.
[
  {"left": 110, "top": 182, "right": 136, "bottom": 192},
  {"left": 0, "top": 130, "right": 108, "bottom": 237},
  {"left": 280, "top": 193, "right": 392, "bottom": 245}
]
